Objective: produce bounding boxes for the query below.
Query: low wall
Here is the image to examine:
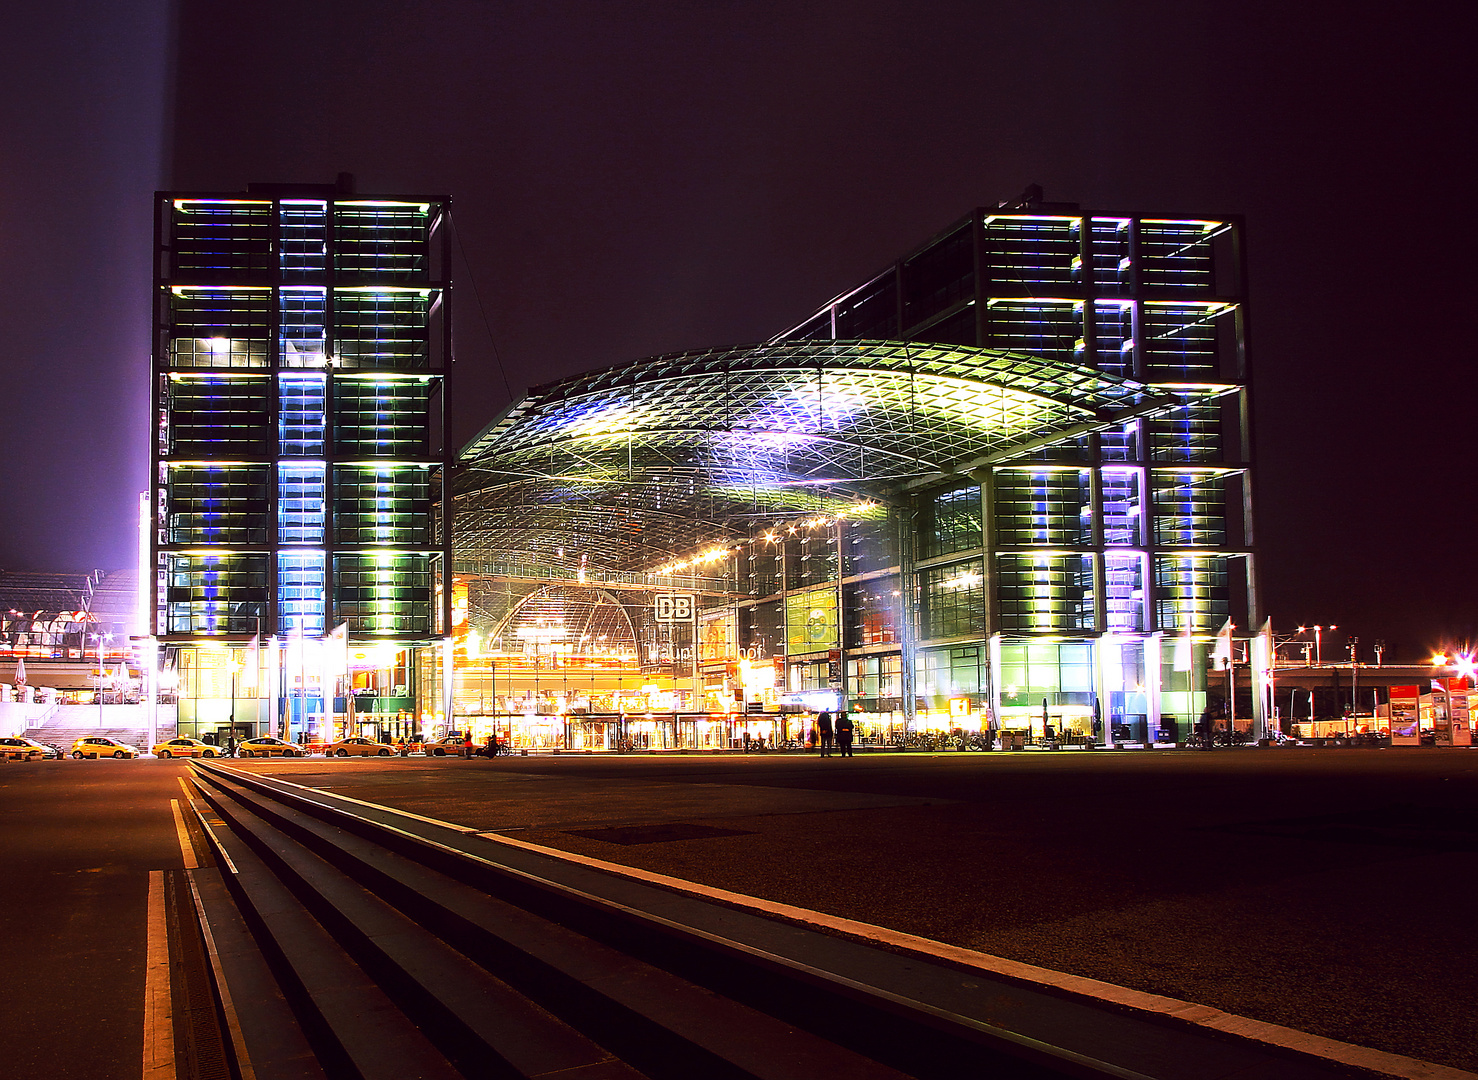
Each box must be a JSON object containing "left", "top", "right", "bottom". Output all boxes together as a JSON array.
[{"left": 0, "top": 702, "right": 53, "bottom": 736}]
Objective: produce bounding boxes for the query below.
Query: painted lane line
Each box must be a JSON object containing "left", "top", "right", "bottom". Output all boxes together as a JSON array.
[
  {"left": 143, "top": 870, "right": 176, "bottom": 1080},
  {"left": 176, "top": 774, "right": 198, "bottom": 801},
  {"left": 171, "top": 799, "right": 199, "bottom": 870},
  {"left": 476, "top": 832, "right": 1478, "bottom": 1080}
]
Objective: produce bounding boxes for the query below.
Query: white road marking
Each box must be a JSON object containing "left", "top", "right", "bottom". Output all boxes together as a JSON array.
[
  {"left": 185, "top": 870, "right": 256, "bottom": 1080},
  {"left": 143, "top": 870, "right": 176, "bottom": 1079},
  {"left": 171, "top": 799, "right": 199, "bottom": 870}
]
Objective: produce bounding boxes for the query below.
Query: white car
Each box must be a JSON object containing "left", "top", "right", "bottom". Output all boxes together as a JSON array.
[
  {"left": 152, "top": 737, "right": 219, "bottom": 759},
  {"left": 236, "top": 736, "right": 305, "bottom": 758}
]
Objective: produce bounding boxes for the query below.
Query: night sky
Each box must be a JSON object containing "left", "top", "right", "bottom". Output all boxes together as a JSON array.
[{"left": 2, "top": 2, "right": 1470, "bottom": 659}]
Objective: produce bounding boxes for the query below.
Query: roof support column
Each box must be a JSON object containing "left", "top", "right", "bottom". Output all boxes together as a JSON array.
[
  {"left": 972, "top": 469, "right": 998, "bottom": 638},
  {"left": 895, "top": 503, "right": 917, "bottom": 736}
]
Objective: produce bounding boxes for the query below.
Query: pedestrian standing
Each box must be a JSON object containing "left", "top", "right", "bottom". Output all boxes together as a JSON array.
[
  {"left": 818, "top": 710, "right": 834, "bottom": 757},
  {"left": 463, "top": 733, "right": 473, "bottom": 758},
  {"left": 835, "top": 711, "right": 854, "bottom": 757}
]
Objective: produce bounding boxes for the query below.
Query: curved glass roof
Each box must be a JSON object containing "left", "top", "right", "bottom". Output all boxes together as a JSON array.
[{"left": 456, "top": 340, "right": 1179, "bottom": 573}]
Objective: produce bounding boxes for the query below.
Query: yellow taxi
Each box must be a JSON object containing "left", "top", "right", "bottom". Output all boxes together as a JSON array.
[
  {"left": 324, "top": 736, "right": 396, "bottom": 757},
  {"left": 152, "top": 737, "right": 220, "bottom": 759},
  {"left": 70, "top": 736, "right": 140, "bottom": 759},
  {"left": 236, "top": 736, "right": 305, "bottom": 758},
  {"left": 0, "top": 736, "right": 54, "bottom": 760}
]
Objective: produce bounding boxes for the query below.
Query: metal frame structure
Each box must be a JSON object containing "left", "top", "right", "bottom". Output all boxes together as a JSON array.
[{"left": 451, "top": 193, "right": 1258, "bottom": 748}]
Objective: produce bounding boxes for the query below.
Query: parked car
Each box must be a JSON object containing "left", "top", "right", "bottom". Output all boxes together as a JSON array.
[
  {"left": 323, "top": 736, "right": 395, "bottom": 757},
  {"left": 0, "top": 736, "right": 56, "bottom": 761},
  {"left": 71, "top": 736, "right": 140, "bottom": 759},
  {"left": 236, "top": 736, "right": 306, "bottom": 758},
  {"left": 151, "top": 737, "right": 219, "bottom": 759},
  {"left": 426, "top": 735, "right": 472, "bottom": 757}
]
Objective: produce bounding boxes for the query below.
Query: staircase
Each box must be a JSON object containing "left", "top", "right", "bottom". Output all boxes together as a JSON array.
[{"left": 22, "top": 718, "right": 176, "bottom": 754}]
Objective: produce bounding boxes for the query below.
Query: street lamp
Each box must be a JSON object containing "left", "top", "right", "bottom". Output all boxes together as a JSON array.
[
  {"left": 228, "top": 658, "right": 242, "bottom": 753},
  {"left": 92, "top": 630, "right": 113, "bottom": 727},
  {"left": 1295, "top": 624, "right": 1336, "bottom": 666}
]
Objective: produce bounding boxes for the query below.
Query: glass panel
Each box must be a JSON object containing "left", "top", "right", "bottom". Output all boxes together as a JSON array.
[
  {"left": 995, "top": 553, "right": 1094, "bottom": 632},
  {"left": 168, "top": 288, "right": 271, "bottom": 368},
  {"left": 279, "top": 286, "right": 327, "bottom": 367},
  {"left": 170, "top": 201, "right": 272, "bottom": 279},
  {"left": 993, "top": 468, "right": 1090, "bottom": 546},
  {"left": 166, "top": 466, "right": 269, "bottom": 545},
  {"left": 278, "top": 374, "right": 326, "bottom": 457},
  {"left": 277, "top": 551, "right": 326, "bottom": 635},
  {"left": 982, "top": 216, "right": 1082, "bottom": 290},
  {"left": 333, "top": 554, "right": 433, "bottom": 636},
  {"left": 165, "top": 554, "right": 267, "bottom": 635},
  {"left": 919, "top": 559, "right": 985, "bottom": 639},
  {"left": 331, "top": 379, "right": 431, "bottom": 457},
  {"left": 332, "top": 466, "right": 431, "bottom": 546},
  {"left": 279, "top": 201, "right": 327, "bottom": 279},
  {"left": 277, "top": 464, "right": 326, "bottom": 545},
  {"left": 1152, "top": 473, "right": 1227, "bottom": 547},
  {"left": 921, "top": 486, "right": 980, "bottom": 559}
]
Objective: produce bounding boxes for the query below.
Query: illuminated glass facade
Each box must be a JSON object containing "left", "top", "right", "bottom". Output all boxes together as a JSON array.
[
  {"left": 777, "top": 191, "right": 1256, "bottom": 741},
  {"left": 151, "top": 183, "right": 452, "bottom": 736},
  {"left": 451, "top": 192, "right": 1257, "bottom": 749}
]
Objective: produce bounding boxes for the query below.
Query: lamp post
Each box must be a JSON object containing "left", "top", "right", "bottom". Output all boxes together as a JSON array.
[
  {"left": 228, "top": 659, "right": 241, "bottom": 752},
  {"left": 1293, "top": 624, "right": 1337, "bottom": 666},
  {"left": 93, "top": 631, "right": 113, "bottom": 727}
]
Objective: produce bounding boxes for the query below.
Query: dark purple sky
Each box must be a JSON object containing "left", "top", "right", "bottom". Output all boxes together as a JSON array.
[{"left": 2, "top": 1, "right": 1470, "bottom": 659}]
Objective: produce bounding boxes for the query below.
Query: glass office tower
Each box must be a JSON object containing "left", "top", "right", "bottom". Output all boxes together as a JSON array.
[
  {"left": 774, "top": 189, "right": 1255, "bottom": 741},
  {"left": 150, "top": 182, "right": 452, "bottom": 740}
]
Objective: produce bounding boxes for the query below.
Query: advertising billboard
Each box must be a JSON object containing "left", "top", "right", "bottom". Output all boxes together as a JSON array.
[{"left": 785, "top": 588, "right": 838, "bottom": 655}]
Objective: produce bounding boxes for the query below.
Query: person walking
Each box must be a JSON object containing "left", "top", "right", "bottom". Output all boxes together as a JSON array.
[
  {"left": 835, "top": 711, "right": 854, "bottom": 757},
  {"left": 817, "top": 710, "right": 834, "bottom": 757}
]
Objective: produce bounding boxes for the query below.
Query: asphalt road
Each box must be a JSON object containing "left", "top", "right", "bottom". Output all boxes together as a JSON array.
[
  {"left": 0, "top": 758, "right": 190, "bottom": 1080},
  {"left": 236, "top": 747, "right": 1478, "bottom": 1073}
]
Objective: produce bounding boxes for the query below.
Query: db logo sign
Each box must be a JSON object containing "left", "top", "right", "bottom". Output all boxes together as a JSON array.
[{"left": 655, "top": 594, "right": 694, "bottom": 621}]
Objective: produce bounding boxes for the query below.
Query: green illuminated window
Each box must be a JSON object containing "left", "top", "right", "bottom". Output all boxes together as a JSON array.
[
  {"left": 995, "top": 554, "right": 1093, "bottom": 632},
  {"left": 332, "top": 467, "right": 431, "bottom": 545},
  {"left": 333, "top": 554, "right": 433, "bottom": 635},
  {"left": 331, "top": 381, "right": 432, "bottom": 457},
  {"left": 993, "top": 469, "right": 1090, "bottom": 547}
]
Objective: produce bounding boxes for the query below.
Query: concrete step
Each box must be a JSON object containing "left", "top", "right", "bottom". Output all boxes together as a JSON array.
[{"left": 20, "top": 726, "right": 172, "bottom": 752}]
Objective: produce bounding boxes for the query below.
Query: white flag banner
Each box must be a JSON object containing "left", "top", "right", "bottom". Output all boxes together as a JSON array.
[
  {"left": 242, "top": 634, "right": 260, "bottom": 688},
  {"left": 1212, "top": 618, "right": 1234, "bottom": 667},
  {"left": 1172, "top": 622, "right": 1193, "bottom": 672}
]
